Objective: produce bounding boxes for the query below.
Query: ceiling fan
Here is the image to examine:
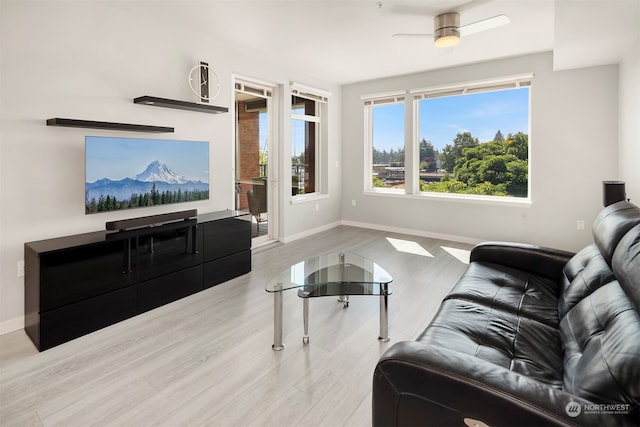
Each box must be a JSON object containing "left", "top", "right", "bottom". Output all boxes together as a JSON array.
[{"left": 393, "top": 12, "right": 510, "bottom": 48}]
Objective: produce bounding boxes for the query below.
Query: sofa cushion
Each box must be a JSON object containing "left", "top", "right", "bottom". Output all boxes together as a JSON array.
[
  {"left": 444, "top": 262, "right": 560, "bottom": 327},
  {"left": 558, "top": 244, "right": 616, "bottom": 318},
  {"left": 417, "top": 298, "right": 564, "bottom": 388}
]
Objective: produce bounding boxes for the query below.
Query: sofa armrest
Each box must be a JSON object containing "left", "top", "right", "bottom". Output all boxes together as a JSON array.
[
  {"left": 373, "top": 341, "right": 634, "bottom": 427},
  {"left": 470, "top": 242, "right": 574, "bottom": 281}
]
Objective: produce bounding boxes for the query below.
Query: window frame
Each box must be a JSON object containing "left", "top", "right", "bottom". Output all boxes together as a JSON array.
[
  {"left": 362, "top": 91, "right": 407, "bottom": 194},
  {"left": 291, "top": 98, "right": 320, "bottom": 195},
  {"left": 290, "top": 82, "right": 330, "bottom": 203}
]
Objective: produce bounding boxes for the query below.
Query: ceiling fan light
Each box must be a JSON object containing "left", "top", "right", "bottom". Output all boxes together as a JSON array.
[{"left": 434, "top": 30, "right": 460, "bottom": 47}]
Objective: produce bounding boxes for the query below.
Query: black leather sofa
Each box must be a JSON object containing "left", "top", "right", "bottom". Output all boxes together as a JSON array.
[{"left": 373, "top": 201, "right": 640, "bottom": 426}]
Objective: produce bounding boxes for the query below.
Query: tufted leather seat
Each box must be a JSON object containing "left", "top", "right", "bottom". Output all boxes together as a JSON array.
[{"left": 373, "top": 201, "right": 640, "bottom": 426}]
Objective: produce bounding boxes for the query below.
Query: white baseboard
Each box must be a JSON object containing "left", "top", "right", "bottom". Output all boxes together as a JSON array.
[
  {"left": 0, "top": 316, "right": 24, "bottom": 335},
  {"left": 340, "top": 219, "right": 482, "bottom": 246},
  {"left": 280, "top": 219, "right": 480, "bottom": 246},
  {"left": 280, "top": 220, "right": 342, "bottom": 243}
]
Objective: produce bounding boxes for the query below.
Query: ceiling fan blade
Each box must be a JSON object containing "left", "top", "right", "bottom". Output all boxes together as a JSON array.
[
  {"left": 459, "top": 14, "right": 509, "bottom": 37},
  {"left": 392, "top": 33, "right": 434, "bottom": 38}
]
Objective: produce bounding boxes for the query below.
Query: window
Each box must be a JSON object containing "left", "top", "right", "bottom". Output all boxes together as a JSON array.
[
  {"left": 414, "top": 75, "right": 531, "bottom": 198},
  {"left": 291, "top": 82, "right": 329, "bottom": 197},
  {"left": 363, "top": 92, "right": 406, "bottom": 191},
  {"left": 363, "top": 76, "right": 532, "bottom": 201}
]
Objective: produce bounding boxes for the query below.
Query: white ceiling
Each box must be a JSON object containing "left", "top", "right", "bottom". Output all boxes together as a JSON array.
[
  {"left": 553, "top": 0, "right": 640, "bottom": 71},
  {"left": 150, "top": 0, "right": 639, "bottom": 85}
]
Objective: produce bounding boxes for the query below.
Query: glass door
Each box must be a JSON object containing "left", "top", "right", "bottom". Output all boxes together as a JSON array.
[{"left": 234, "top": 78, "right": 277, "bottom": 244}]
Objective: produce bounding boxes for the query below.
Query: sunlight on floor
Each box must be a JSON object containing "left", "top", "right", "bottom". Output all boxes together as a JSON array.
[
  {"left": 385, "top": 237, "right": 433, "bottom": 257},
  {"left": 441, "top": 246, "right": 471, "bottom": 264}
]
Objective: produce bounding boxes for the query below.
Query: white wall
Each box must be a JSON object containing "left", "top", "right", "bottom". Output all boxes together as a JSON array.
[
  {"left": 0, "top": 1, "right": 342, "bottom": 332},
  {"left": 341, "top": 52, "right": 619, "bottom": 252},
  {"left": 618, "top": 37, "right": 640, "bottom": 202}
]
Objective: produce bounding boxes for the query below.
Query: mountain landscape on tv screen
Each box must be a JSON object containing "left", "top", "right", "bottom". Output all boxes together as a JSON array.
[{"left": 85, "top": 160, "right": 209, "bottom": 214}]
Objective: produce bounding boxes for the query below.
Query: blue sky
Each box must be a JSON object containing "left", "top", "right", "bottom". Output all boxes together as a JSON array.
[
  {"left": 373, "top": 87, "right": 530, "bottom": 152},
  {"left": 260, "top": 113, "right": 269, "bottom": 154},
  {"left": 86, "top": 136, "right": 209, "bottom": 183},
  {"left": 291, "top": 119, "right": 308, "bottom": 158}
]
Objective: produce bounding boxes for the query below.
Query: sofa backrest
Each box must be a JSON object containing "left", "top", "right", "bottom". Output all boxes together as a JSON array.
[
  {"left": 592, "top": 201, "right": 640, "bottom": 266},
  {"left": 558, "top": 201, "right": 640, "bottom": 422},
  {"left": 559, "top": 201, "right": 640, "bottom": 317},
  {"left": 612, "top": 223, "right": 640, "bottom": 313}
]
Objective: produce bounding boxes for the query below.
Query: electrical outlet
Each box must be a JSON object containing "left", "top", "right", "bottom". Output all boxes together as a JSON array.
[
  {"left": 315, "top": 203, "right": 319, "bottom": 212},
  {"left": 352, "top": 199, "right": 356, "bottom": 207},
  {"left": 17, "top": 261, "right": 25, "bottom": 278},
  {"left": 577, "top": 220, "right": 585, "bottom": 230}
]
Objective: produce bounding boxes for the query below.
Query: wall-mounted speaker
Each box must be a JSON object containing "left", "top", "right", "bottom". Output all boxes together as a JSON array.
[{"left": 602, "top": 181, "right": 626, "bottom": 207}]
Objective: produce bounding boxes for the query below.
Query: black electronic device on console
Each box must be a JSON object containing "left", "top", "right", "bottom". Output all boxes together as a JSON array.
[{"left": 105, "top": 209, "right": 198, "bottom": 231}]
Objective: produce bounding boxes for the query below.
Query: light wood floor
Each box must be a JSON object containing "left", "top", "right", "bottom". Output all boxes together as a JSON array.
[{"left": 0, "top": 225, "right": 472, "bottom": 427}]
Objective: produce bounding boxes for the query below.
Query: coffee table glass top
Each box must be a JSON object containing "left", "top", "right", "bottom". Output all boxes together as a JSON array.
[{"left": 265, "top": 251, "right": 393, "bottom": 293}]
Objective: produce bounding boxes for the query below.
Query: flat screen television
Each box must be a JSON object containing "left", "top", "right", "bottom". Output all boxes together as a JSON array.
[{"left": 85, "top": 136, "right": 209, "bottom": 214}]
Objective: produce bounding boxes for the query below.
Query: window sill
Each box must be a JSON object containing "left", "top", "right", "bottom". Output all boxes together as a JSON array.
[
  {"left": 290, "top": 193, "right": 330, "bottom": 205},
  {"left": 365, "top": 187, "right": 405, "bottom": 196},
  {"left": 363, "top": 189, "right": 532, "bottom": 207}
]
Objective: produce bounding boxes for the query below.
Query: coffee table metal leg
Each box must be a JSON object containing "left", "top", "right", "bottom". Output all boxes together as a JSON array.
[
  {"left": 337, "top": 295, "right": 349, "bottom": 307},
  {"left": 272, "top": 292, "right": 285, "bottom": 350},
  {"left": 303, "top": 297, "right": 309, "bottom": 345},
  {"left": 378, "top": 284, "right": 390, "bottom": 342}
]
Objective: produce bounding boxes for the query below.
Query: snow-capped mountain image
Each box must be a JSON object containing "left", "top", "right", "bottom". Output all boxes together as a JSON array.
[
  {"left": 85, "top": 160, "right": 209, "bottom": 213},
  {"left": 134, "top": 160, "right": 190, "bottom": 184}
]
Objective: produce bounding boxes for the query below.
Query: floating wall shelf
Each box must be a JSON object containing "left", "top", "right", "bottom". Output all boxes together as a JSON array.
[
  {"left": 134, "top": 96, "right": 229, "bottom": 114},
  {"left": 46, "top": 118, "right": 174, "bottom": 133}
]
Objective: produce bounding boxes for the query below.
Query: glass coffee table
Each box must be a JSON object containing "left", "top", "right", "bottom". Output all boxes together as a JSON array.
[{"left": 265, "top": 252, "right": 393, "bottom": 350}]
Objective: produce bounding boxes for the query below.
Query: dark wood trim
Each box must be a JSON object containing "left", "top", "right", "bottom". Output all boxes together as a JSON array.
[
  {"left": 134, "top": 96, "right": 228, "bottom": 114},
  {"left": 46, "top": 118, "right": 174, "bottom": 133}
]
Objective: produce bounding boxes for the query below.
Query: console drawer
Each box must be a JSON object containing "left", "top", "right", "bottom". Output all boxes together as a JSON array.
[
  {"left": 137, "top": 265, "right": 203, "bottom": 313},
  {"left": 202, "top": 217, "right": 251, "bottom": 262},
  {"left": 37, "top": 286, "right": 137, "bottom": 351},
  {"left": 37, "top": 241, "right": 135, "bottom": 312},
  {"left": 203, "top": 249, "right": 251, "bottom": 289}
]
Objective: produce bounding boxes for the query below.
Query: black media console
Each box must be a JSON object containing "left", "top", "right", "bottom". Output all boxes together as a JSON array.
[{"left": 24, "top": 210, "right": 251, "bottom": 351}]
